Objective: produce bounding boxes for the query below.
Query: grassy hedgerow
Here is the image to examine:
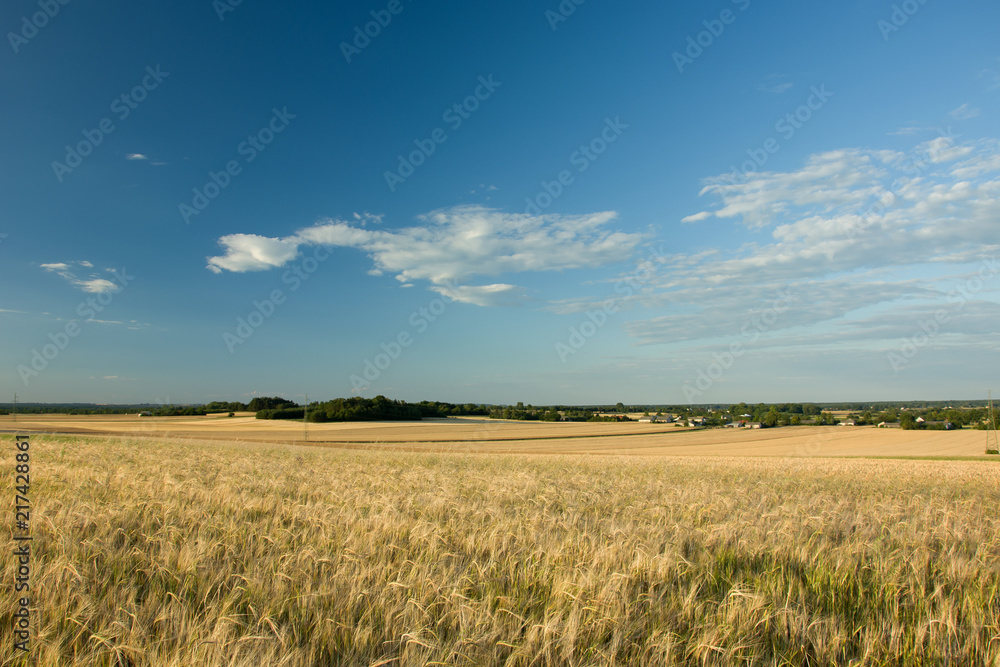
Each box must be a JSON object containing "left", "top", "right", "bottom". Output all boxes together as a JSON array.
[{"left": 2, "top": 435, "right": 1000, "bottom": 666}]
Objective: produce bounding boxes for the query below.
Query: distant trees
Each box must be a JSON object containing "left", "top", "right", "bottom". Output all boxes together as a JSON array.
[
  {"left": 306, "top": 396, "right": 423, "bottom": 422},
  {"left": 489, "top": 407, "right": 538, "bottom": 420},
  {"left": 238, "top": 398, "right": 996, "bottom": 430},
  {"left": 204, "top": 400, "right": 248, "bottom": 412},
  {"left": 248, "top": 397, "right": 297, "bottom": 412},
  {"left": 255, "top": 407, "right": 305, "bottom": 420},
  {"left": 816, "top": 412, "right": 837, "bottom": 425},
  {"left": 414, "top": 401, "right": 489, "bottom": 417},
  {"left": 485, "top": 406, "right": 634, "bottom": 421},
  {"left": 153, "top": 405, "right": 209, "bottom": 417}
]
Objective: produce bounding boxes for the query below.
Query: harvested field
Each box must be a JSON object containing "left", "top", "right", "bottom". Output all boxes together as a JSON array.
[{"left": 0, "top": 414, "right": 993, "bottom": 458}]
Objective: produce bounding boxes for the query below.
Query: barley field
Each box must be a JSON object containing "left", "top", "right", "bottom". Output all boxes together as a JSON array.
[
  {"left": 0, "top": 414, "right": 991, "bottom": 457},
  {"left": 3, "top": 434, "right": 1000, "bottom": 666}
]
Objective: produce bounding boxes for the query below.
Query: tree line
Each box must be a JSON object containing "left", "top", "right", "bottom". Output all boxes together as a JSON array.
[
  {"left": 3, "top": 398, "right": 995, "bottom": 431},
  {"left": 253, "top": 396, "right": 491, "bottom": 422}
]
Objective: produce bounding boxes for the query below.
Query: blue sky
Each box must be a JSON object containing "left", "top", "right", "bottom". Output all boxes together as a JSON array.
[{"left": 2, "top": 0, "right": 999, "bottom": 406}]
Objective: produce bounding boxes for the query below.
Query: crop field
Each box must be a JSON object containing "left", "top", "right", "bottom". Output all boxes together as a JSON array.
[
  {"left": 3, "top": 430, "right": 1000, "bottom": 666},
  {"left": 0, "top": 414, "right": 993, "bottom": 457}
]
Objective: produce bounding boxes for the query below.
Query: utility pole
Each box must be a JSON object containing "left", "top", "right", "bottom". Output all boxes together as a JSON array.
[
  {"left": 12, "top": 393, "right": 16, "bottom": 422},
  {"left": 989, "top": 390, "right": 998, "bottom": 453}
]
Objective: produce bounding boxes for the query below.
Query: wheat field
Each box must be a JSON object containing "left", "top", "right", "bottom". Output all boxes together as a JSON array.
[
  {"left": 3, "top": 434, "right": 1000, "bottom": 666},
  {"left": 0, "top": 415, "right": 992, "bottom": 457}
]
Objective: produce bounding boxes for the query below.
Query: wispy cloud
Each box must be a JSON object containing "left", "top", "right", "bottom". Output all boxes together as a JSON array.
[
  {"left": 41, "top": 261, "right": 121, "bottom": 293},
  {"left": 889, "top": 125, "right": 934, "bottom": 136},
  {"left": 758, "top": 82, "right": 793, "bottom": 94},
  {"left": 574, "top": 135, "right": 1000, "bottom": 351},
  {"left": 680, "top": 211, "right": 711, "bottom": 223},
  {"left": 469, "top": 184, "right": 499, "bottom": 195},
  {"left": 977, "top": 62, "right": 1000, "bottom": 92},
  {"left": 207, "top": 206, "right": 643, "bottom": 306},
  {"left": 949, "top": 103, "right": 981, "bottom": 120},
  {"left": 126, "top": 153, "right": 148, "bottom": 161},
  {"left": 757, "top": 74, "right": 792, "bottom": 95}
]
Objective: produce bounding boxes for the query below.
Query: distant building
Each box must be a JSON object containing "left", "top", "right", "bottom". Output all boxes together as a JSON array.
[
  {"left": 877, "top": 421, "right": 900, "bottom": 428},
  {"left": 747, "top": 422, "right": 763, "bottom": 429}
]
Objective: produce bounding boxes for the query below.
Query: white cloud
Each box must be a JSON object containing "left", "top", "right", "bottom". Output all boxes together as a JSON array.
[
  {"left": 923, "top": 136, "right": 974, "bottom": 163},
  {"left": 41, "top": 261, "right": 121, "bottom": 293},
  {"left": 434, "top": 283, "right": 526, "bottom": 307},
  {"left": 687, "top": 148, "right": 895, "bottom": 229},
  {"left": 598, "top": 136, "right": 1000, "bottom": 350},
  {"left": 77, "top": 278, "right": 119, "bottom": 293},
  {"left": 949, "top": 103, "right": 981, "bottom": 120},
  {"left": 206, "top": 234, "right": 301, "bottom": 273},
  {"left": 40, "top": 262, "right": 70, "bottom": 272},
  {"left": 681, "top": 211, "right": 711, "bottom": 223},
  {"left": 208, "top": 206, "right": 643, "bottom": 305},
  {"left": 126, "top": 153, "right": 148, "bottom": 160}
]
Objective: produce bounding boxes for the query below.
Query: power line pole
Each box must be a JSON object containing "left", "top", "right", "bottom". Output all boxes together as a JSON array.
[
  {"left": 12, "top": 393, "right": 16, "bottom": 423},
  {"left": 989, "top": 390, "right": 998, "bottom": 452}
]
